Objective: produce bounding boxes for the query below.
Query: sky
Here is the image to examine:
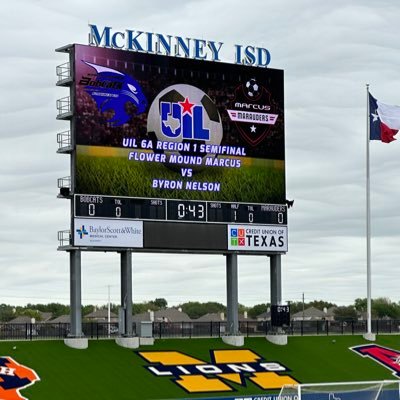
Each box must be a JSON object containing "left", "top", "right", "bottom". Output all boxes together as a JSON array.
[{"left": 1, "top": 0, "right": 400, "bottom": 310}]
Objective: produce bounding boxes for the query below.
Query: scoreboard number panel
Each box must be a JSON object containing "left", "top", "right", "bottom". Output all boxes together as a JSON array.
[{"left": 75, "top": 195, "right": 287, "bottom": 225}]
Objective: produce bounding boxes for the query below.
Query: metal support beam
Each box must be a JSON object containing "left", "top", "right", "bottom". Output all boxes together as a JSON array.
[
  {"left": 226, "top": 254, "right": 239, "bottom": 335},
  {"left": 121, "top": 251, "right": 133, "bottom": 336},
  {"left": 270, "top": 254, "right": 282, "bottom": 306},
  {"left": 69, "top": 250, "right": 83, "bottom": 337}
]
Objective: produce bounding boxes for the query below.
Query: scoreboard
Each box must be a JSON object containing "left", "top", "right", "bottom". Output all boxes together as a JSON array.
[
  {"left": 65, "top": 44, "right": 287, "bottom": 254},
  {"left": 75, "top": 195, "right": 287, "bottom": 225}
]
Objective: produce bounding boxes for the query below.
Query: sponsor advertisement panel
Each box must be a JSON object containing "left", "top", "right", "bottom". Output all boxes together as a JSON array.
[
  {"left": 73, "top": 218, "right": 143, "bottom": 248},
  {"left": 228, "top": 225, "right": 287, "bottom": 252}
]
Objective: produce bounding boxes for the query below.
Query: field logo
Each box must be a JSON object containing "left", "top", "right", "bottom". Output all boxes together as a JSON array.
[
  {"left": 79, "top": 61, "right": 147, "bottom": 126},
  {"left": 138, "top": 349, "right": 298, "bottom": 393},
  {"left": 0, "top": 357, "right": 40, "bottom": 400},
  {"left": 351, "top": 344, "right": 400, "bottom": 378},
  {"left": 227, "top": 79, "right": 279, "bottom": 147}
]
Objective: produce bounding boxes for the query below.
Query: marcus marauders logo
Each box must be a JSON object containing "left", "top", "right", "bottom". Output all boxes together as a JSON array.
[
  {"left": 0, "top": 357, "right": 39, "bottom": 400},
  {"left": 138, "top": 349, "right": 298, "bottom": 394},
  {"left": 227, "top": 79, "right": 279, "bottom": 147}
]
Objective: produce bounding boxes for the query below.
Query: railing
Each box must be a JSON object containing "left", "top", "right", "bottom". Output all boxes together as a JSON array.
[
  {"left": 57, "top": 176, "right": 71, "bottom": 198},
  {"left": 58, "top": 230, "right": 71, "bottom": 247},
  {"left": 57, "top": 176, "right": 71, "bottom": 189},
  {"left": 56, "top": 62, "right": 71, "bottom": 82},
  {"left": 152, "top": 319, "right": 400, "bottom": 338},
  {"left": 0, "top": 322, "right": 136, "bottom": 341},
  {"left": 56, "top": 96, "right": 71, "bottom": 116},
  {"left": 57, "top": 130, "right": 71, "bottom": 149},
  {"left": 0, "top": 320, "right": 399, "bottom": 341}
]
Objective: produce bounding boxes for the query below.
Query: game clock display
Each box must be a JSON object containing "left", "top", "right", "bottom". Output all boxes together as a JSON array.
[{"left": 74, "top": 195, "right": 287, "bottom": 225}]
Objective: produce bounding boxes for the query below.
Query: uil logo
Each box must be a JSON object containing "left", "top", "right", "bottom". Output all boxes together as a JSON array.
[
  {"left": 160, "top": 97, "right": 210, "bottom": 140},
  {"left": 137, "top": 349, "right": 298, "bottom": 394},
  {"left": 147, "top": 84, "right": 223, "bottom": 171},
  {"left": 0, "top": 357, "right": 40, "bottom": 400}
]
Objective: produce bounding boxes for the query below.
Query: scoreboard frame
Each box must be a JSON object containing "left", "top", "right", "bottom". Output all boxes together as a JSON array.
[{"left": 59, "top": 43, "right": 288, "bottom": 255}]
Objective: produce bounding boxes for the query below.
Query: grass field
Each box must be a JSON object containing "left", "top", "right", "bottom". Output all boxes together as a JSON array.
[
  {"left": 75, "top": 145, "right": 285, "bottom": 203},
  {"left": 2, "top": 335, "right": 400, "bottom": 400}
]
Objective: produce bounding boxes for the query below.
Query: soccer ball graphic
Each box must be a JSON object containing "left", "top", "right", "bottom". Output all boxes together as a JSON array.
[
  {"left": 245, "top": 78, "right": 260, "bottom": 98},
  {"left": 147, "top": 84, "right": 223, "bottom": 172}
]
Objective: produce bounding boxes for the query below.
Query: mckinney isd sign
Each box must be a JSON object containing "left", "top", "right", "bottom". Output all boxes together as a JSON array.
[{"left": 88, "top": 24, "right": 271, "bottom": 67}]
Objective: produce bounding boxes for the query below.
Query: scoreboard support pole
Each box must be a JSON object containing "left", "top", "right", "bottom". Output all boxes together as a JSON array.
[
  {"left": 69, "top": 249, "right": 83, "bottom": 337},
  {"left": 270, "top": 254, "right": 282, "bottom": 306},
  {"left": 226, "top": 254, "right": 239, "bottom": 335},
  {"left": 65, "top": 250, "right": 88, "bottom": 349},
  {"left": 120, "top": 251, "right": 133, "bottom": 336},
  {"left": 267, "top": 254, "right": 289, "bottom": 344}
]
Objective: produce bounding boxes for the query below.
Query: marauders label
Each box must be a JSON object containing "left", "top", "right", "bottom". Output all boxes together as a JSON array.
[{"left": 227, "top": 79, "right": 279, "bottom": 147}]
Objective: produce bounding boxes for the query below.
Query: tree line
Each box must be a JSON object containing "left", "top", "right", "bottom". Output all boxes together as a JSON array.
[{"left": 0, "top": 297, "right": 399, "bottom": 322}]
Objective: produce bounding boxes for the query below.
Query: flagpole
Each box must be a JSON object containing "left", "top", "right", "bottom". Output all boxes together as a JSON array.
[{"left": 365, "top": 83, "right": 374, "bottom": 340}]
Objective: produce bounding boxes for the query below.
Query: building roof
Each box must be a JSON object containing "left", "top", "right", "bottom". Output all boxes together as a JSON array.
[
  {"left": 256, "top": 311, "right": 271, "bottom": 320},
  {"left": 8, "top": 311, "right": 53, "bottom": 324},
  {"left": 8, "top": 316, "right": 33, "bottom": 324},
  {"left": 325, "top": 307, "right": 336, "bottom": 318},
  {"left": 195, "top": 313, "right": 225, "bottom": 322},
  {"left": 133, "top": 308, "right": 191, "bottom": 323},
  {"left": 85, "top": 309, "right": 117, "bottom": 319},
  {"left": 39, "top": 312, "right": 53, "bottom": 322},
  {"left": 49, "top": 315, "right": 70, "bottom": 323},
  {"left": 292, "top": 306, "right": 326, "bottom": 320}
]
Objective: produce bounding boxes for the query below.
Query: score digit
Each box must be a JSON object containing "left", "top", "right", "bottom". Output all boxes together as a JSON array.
[
  {"left": 89, "top": 204, "right": 95, "bottom": 216},
  {"left": 188, "top": 204, "right": 196, "bottom": 217},
  {"left": 198, "top": 204, "right": 205, "bottom": 219},
  {"left": 178, "top": 203, "right": 185, "bottom": 219}
]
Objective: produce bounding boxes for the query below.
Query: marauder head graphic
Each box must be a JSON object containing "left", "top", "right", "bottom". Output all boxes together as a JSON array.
[{"left": 81, "top": 61, "right": 147, "bottom": 127}]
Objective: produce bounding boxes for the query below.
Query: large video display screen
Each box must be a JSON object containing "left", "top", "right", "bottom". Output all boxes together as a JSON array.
[{"left": 73, "top": 44, "right": 285, "bottom": 207}]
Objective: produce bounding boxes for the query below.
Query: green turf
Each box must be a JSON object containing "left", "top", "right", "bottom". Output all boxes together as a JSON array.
[
  {"left": 75, "top": 150, "right": 285, "bottom": 203},
  {"left": 2, "top": 336, "right": 399, "bottom": 400}
]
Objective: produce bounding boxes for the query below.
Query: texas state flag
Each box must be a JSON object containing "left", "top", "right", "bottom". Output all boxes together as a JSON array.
[{"left": 369, "top": 93, "right": 400, "bottom": 143}]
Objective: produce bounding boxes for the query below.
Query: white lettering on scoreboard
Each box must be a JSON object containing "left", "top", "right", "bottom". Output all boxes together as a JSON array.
[
  {"left": 74, "top": 218, "right": 143, "bottom": 248},
  {"left": 228, "top": 225, "right": 287, "bottom": 252}
]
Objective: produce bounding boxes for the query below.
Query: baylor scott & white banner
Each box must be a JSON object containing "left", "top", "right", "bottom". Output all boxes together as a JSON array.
[{"left": 74, "top": 218, "right": 143, "bottom": 248}]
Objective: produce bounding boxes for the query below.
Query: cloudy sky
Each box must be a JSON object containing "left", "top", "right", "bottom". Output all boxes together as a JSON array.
[{"left": 1, "top": 0, "right": 400, "bottom": 310}]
